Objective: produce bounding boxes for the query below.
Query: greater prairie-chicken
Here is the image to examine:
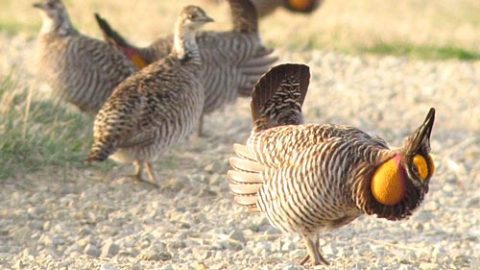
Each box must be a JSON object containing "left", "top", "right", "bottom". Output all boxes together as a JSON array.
[
  {"left": 204, "top": 0, "right": 323, "bottom": 17},
  {"left": 33, "top": 0, "right": 136, "bottom": 114},
  {"left": 87, "top": 6, "right": 213, "bottom": 186},
  {"left": 228, "top": 64, "right": 436, "bottom": 265},
  {"left": 94, "top": 0, "right": 277, "bottom": 136}
]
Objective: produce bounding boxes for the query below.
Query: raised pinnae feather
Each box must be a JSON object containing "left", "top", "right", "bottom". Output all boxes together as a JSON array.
[{"left": 251, "top": 63, "right": 310, "bottom": 132}]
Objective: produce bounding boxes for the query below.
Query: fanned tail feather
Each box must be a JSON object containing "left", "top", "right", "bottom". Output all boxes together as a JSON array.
[
  {"left": 250, "top": 63, "right": 310, "bottom": 132},
  {"left": 227, "top": 144, "right": 265, "bottom": 212}
]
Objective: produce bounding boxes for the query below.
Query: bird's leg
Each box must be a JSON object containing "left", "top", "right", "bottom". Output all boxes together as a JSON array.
[
  {"left": 126, "top": 160, "right": 157, "bottom": 188},
  {"left": 299, "top": 254, "right": 310, "bottom": 265},
  {"left": 301, "top": 235, "right": 329, "bottom": 266},
  {"left": 196, "top": 113, "right": 204, "bottom": 137},
  {"left": 315, "top": 237, "right": 329, "bottom": 265},
  {"left": 144, "top": 161, "right": 159, "bottom": 187},
  {"left": 128, "top": 160, "right": 144, "bottom": 181}
]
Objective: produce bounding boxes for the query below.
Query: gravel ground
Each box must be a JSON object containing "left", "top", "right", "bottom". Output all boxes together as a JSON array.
[{"left": 1, "top": 34, "right": 479, "bottom": 269}]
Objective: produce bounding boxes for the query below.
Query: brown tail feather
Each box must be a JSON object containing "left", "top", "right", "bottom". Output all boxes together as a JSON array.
[
  {"left": 94, "top": 13, "right": 132, "bottom": 48},
  {"left": 87, "top": 139, "right": 115, "bottom": 163},
  {"left": 251, "top": 63, "right": 310, "bottom": 133},
  {"left": 94, "top": 13, "right": 148, "bottom": 69}
]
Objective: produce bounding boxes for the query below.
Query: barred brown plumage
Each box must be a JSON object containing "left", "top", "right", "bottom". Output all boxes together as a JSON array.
[
  {"left": 94, "top": 0, "right": 277, "bottom": 136},
  {"left": 228, "top": 63, "right": 436, "bottom": 265},
  {"left": 33, "top": 0, "right": 136, "bottom": 115},
  {"left": 87, "top": 6, "right": 213, "bottom": 186}
]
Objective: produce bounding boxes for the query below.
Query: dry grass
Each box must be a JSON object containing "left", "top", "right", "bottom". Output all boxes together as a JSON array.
[
  {"left": 0, "top": 0, "right": 479, "bottom": 58},
  {"left": 0, "top": 72, "right": 112, "bottom": 179}
]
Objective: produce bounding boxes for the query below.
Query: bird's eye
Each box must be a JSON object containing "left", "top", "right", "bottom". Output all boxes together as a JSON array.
[{"left": 412, "top": 154, "right": 430, "bottom": 181}]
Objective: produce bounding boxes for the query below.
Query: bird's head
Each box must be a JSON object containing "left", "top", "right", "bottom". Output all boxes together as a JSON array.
[
  {"left": 355, "top": 108, "right": 436, "bottom": 220},
  {"left": 179, "top": 5, "right": 214, "bottom": 31},
  {"left": 33, "top": 0, "right": 67, "bottom": 20},
  {"left": 33, "top": 0, "right": 72, "bottom": 34}
]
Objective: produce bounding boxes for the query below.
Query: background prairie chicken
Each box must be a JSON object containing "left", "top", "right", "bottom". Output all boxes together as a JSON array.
[
  {"left": 94, "top": 0, "right": 277, "bottom": 136},
  {"left": 34, "top": 0, "right": 136, "bottom": 114},
  {"left": 87, "top": 6, "right": 213, "bottom": 186},
  {"left": 204, "top": 0, "right": 323, "bottom": 17},
  {"left": 228, "top": 63, "right": 436, "bottom": 265}
]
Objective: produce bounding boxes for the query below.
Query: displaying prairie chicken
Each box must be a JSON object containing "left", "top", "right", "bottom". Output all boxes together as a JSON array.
[
  {"left": 87, "top": 6, "right": 213, "bottom": 186},
  {"left": 94, "top": 0, "right": 277, "bottom": 136},
  {"left": 204, "top": 0, "right": 323, "bottom": 17},
  {"left": 228, "top": 64, "right": 436, "bottom": 265},
  {"left": 33, "top": 0, "right": 136, "bottom": 114}
]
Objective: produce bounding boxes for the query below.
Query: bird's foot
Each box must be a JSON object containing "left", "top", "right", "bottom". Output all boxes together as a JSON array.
[
  {"left": 125, "top": 174, "right": 159, "bottom": 188},
  {"left": 299, "top": 254, "right": 330, "bottom": 266}
]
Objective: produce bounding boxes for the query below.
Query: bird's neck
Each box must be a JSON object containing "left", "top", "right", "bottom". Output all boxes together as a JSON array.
[
  {"left": 173, "top": 23, "right": 200, "bottom": 64},
  {"left": 229, "top": 0, "right": 258, "bottom": 33},
  {"left": 40, "top": 13, "right": 75, "bottom": 36}
]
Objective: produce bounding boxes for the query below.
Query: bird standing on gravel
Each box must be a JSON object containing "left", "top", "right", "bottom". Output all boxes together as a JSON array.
[
  {"left": 228, "top": 63, "right": 436, "bottom": 265},
  {"left": 94, "top": 0, "right": 277, "bottom": 136},
  {"left": 33, "top": 0, "right": 136, "bottom": 114},
  {"left": 204, "top": 0, "right": 323, "bottom": 17},
  {"left": 87, "top": 6, "right": 213, "bottom": 186}
]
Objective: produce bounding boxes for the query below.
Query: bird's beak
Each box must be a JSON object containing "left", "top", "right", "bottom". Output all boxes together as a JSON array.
[
  {"left": 201, "top": 15, "right": 214, "bottom": 24},
  {"left": 32, "top": 2, "right": 45, "bottom": 9}
]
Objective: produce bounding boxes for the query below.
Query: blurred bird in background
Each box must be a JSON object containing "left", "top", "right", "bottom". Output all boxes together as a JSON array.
[
  {"left": 33, "top": 0, "right": 136, "bottom": 115},
  {"left": 94, "top": 0, "right": 278, "bottom": 136},
  {"left": 203, "top": 0, "right": 323, "bottom": 17}
]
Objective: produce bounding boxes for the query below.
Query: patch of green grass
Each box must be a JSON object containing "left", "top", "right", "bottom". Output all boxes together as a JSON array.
[
  {"left": 0, "top": 73, "right": 112, "bottom": 180},
  {"left": 268, "top": 33, "right": 480, "bottom": 61},
  {"left": 356, "top": 43, "right": 480, "bottom": 61},
  {"left": 0, "top": 20, "right": 39, "bottom": 35}
]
